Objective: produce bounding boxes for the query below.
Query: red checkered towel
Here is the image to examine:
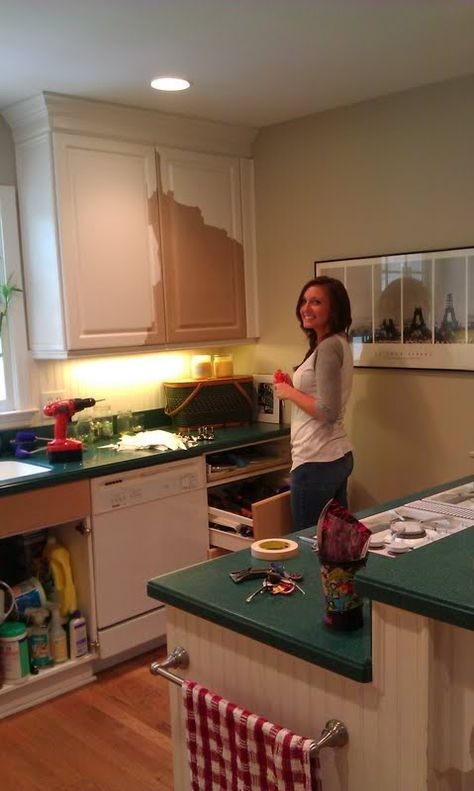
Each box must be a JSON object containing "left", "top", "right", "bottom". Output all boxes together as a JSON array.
[{"left": 182, "top": 680, "right": 322, "bottom": 791}]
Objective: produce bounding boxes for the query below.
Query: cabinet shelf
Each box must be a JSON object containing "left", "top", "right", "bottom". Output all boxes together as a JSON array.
[
  {"left": 206, "top": 437, "right": 292, "bottom": 553},
  {"left": 207, "top": 460, "right": 289, "bottom": 487},
  {"left": 205, "top": 436, "right": 291, "bottom": 486},
  {"left": 0, "top": 651, "right": 95, "bottom": 698},
  {"left": 209, "top": 527, "right": 253, "bottom": 552},
  {"left": 0, "top": 652, "right": 96, "bottom": 719}
]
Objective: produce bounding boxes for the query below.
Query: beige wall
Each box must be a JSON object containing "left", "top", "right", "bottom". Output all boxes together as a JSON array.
[
  {"left": 236, "top": 74, "right": 474, "bottom": 509},
  {"left": 2, "top": 77, "right": 474, "bottom": 507}
]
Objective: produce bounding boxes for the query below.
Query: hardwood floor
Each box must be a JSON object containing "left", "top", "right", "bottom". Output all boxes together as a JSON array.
[{"left": 0, "top": 647, "right": 174, "bottom": 791}]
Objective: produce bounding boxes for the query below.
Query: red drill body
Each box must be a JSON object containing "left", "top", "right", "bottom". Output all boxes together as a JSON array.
[{"left": 43, "top": 398, "right": 99, "bottom": 461}]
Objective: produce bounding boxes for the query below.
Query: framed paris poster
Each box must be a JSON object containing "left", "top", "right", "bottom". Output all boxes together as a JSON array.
[{"left": 315, "top": 246, "right": 474, "bottom": 370}]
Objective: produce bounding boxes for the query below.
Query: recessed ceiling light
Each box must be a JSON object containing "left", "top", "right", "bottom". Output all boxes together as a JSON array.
[{"left": 151, "top": 76, "right": 191, "bottom": 92}]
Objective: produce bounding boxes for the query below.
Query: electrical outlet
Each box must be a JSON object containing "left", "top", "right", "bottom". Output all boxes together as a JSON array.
[{"left": 40, "top": 390, "right": 65, "bottom": 412}]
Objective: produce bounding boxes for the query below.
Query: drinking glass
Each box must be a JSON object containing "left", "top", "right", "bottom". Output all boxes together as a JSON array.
[
  {"left": 74, "top": 418, "right": 95, "bottom": 445},
  {"left": 116, "top": 411, "right": 133, "bottom": 435},
  {"left": 132, "top": 413, "right": 145, "bottom": 433}
]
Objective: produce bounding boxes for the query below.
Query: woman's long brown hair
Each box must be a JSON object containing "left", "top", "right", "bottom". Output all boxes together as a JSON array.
[{"left": 295, "top": 276, "right": 352, "bottom": 362}]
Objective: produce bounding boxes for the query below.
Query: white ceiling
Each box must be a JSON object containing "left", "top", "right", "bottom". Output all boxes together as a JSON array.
[{"left": 2, "top": 0, "right": 474, "bottom": 128}]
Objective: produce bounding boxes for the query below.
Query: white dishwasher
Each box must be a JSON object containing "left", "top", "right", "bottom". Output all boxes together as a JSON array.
[{"left": 90, "top": 456, "right": 208, "bottom": 660}]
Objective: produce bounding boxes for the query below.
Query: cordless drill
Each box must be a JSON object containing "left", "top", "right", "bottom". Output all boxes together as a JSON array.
[{"left": 43, "top": 397, "right": 101, "bottom": 462}]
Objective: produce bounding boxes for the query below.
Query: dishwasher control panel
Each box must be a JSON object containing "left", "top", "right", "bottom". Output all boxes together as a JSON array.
[{"left": 90, "top": 458, "right": 205, "bottom": 515}]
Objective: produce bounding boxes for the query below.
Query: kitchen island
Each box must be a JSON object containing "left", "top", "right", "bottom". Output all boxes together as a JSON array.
[{"left": 148, "top": 475, "right": 474, "bottom": 791}]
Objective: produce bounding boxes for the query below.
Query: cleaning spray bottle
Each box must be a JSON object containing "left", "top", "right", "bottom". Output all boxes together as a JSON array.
[
  {"left": 25, "top": 607, "right": 52, "bottom": 669},
  {"left": 42, "top": 536, "right": 77, "bottom": 617},
  {"left": 48, "top": 601, "right": 68, "bottom": 664}
]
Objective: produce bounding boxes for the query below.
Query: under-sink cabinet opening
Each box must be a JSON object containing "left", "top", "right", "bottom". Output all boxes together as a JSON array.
[{"left": 0, "top": 517, "right": 97, "bottom": 719}]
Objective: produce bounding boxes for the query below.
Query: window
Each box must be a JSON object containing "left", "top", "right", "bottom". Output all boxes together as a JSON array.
[{"left": 0, "top": 185, "right": 36, "bottom": 425}]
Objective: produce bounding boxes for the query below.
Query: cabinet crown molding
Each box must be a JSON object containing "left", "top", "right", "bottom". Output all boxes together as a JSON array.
[{"left": 3, "top": 91, "right": 258, "bottom": 157}]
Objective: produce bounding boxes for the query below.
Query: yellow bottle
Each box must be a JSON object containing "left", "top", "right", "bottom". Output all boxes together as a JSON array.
[{"left": 43, "top": 536, "right": 78, "bottom": 618}]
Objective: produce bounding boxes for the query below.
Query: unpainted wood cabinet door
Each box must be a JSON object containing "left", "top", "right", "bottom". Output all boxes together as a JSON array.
[
  {"left": 156, "top": 147, "right": 247, "bottom": 343},
  {"left": 54, "top": 134, "right": 166, "bottom": 350}
]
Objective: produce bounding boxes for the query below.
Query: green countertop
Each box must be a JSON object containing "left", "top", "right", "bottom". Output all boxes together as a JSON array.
[
  {"left": 355, "top": 474, "right": 474, "bottom": 632},
  {"left": 147, "top": 537, "right": 372, "bottom": 683},
  {"left": 148, "top": 473, "right": 474, "bottom": 684},
  {"left": 356, "top": 527, "right": 474, "bottom": 631},
  {"left": 0, "top": 423, "right": 290, "bottom": 497}
]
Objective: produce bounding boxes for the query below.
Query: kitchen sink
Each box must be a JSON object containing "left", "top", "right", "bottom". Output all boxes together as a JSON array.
[{"left": 0, "top": 459, "right": 51, "bottom": 481}]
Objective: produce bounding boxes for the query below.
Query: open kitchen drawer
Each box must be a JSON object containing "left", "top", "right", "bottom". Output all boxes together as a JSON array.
[
  {"left": 208, "top": 470, "right": 292, "bottom": 552},
  {"left": 205, "top": 437, "right": 290, "bottom": 485}
]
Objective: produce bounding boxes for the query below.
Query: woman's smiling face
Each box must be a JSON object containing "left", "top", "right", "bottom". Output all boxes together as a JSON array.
[{"left": 299, "top": 285, "right": 331, "bottom": 340}]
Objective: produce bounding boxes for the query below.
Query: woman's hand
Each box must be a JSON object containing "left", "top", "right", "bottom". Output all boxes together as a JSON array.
[
  {"left": 273, "top": 369, "right": 293, "bottom": 400},
  {"left": 273, "top": 369, "right": 292, "bottom": 385},
  {"left": 274, "top": 371, "right": 318, "bottom": 417},
  {"left": 274, "top": 381, "right": 294, "bottom": 400}
]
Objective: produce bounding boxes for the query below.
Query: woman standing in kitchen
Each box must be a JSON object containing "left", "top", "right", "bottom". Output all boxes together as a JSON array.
[{"left": 274, "top": 276, "right": 353, "bottom": 530}]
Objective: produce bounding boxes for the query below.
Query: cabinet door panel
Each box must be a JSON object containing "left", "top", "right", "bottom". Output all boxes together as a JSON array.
[
  {"left": 55, "top": 135, "right": 165, "bottom": 349},
  {"left": 157, "top": 147, "right": 247, "bottom": 342}
]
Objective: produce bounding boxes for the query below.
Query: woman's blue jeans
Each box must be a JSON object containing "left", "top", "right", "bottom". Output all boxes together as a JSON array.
[{"left": 290, "top": 452, "right": 354, "bottom": 530}]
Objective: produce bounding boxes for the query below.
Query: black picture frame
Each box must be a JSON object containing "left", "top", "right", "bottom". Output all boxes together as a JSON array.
[{"left": 315, "top": 245, "right": 474, "bottom": 370}]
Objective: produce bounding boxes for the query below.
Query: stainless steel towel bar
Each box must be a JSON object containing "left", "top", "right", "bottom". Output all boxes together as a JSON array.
[{"left": 150, "top": 647, "right": 349, "bottom": 755}]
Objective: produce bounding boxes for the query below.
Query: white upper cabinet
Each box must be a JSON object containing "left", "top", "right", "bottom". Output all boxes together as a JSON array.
[
  {"left": 54, "top": 134, "right": 165, "bottom": 351},
  {"left": 14, "top": 133, "right": 164, "bottom": 356},
  {"left": 157, "top": 147, "right": 253, "bottom": 343},
  {"left": 4, "top": 93, "right": 258, "bottom": 357}
]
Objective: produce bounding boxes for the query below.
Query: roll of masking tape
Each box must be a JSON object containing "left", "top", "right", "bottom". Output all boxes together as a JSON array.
[{"left": 250, "top": 538, "right": 299, "bottom": 560}]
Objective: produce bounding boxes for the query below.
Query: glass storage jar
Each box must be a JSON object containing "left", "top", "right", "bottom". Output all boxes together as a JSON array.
[
  {"left": 213, "top": 354, "right": 233, "bottom": 378},
  {"left": 191, "top": 354, "right": 213, "bottom": 379}
]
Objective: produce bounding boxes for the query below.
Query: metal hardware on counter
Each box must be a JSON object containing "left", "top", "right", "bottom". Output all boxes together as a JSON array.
[{"left": 150, "top": 646, "right": 349, "bottom": 755}]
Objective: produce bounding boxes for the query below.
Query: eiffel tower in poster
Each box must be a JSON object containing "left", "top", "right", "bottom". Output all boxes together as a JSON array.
[
  {"left": 440, "top": 293, "right": 459, "bottom": 331},
  {"left": 409, "top": 306, "right": 426, "bottom": 332},
  {"left": 405, "top": 304, "right": 431, "bottom": 341}
]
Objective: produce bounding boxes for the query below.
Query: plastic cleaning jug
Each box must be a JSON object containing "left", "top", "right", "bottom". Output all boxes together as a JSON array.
[{"left": 43, "top": 537, "right": 77, "bottom": 618}]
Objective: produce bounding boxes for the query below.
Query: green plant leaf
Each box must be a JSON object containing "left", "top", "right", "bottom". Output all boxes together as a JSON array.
[{"left": 0, "top": 274, "right": 23, "bottom": 335}]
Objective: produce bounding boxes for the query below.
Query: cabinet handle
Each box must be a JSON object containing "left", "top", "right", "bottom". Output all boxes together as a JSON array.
[{"left": 75, "top": 522, "right": 92, "bottom": 535}]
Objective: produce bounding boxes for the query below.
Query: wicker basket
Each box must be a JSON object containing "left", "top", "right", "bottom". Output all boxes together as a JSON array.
[{"left": 163, "top": 376, "right": 254, "bottom": 428}]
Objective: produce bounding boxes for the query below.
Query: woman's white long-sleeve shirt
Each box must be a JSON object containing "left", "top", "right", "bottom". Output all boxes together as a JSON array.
[{"left": 290, "top": 334, "right": 353, "bottom": 471}]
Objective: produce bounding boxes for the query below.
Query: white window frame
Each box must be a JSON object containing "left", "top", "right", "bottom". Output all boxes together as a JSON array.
[{"left": 0, "top": 185, "right": 37, "bottom": 426}]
